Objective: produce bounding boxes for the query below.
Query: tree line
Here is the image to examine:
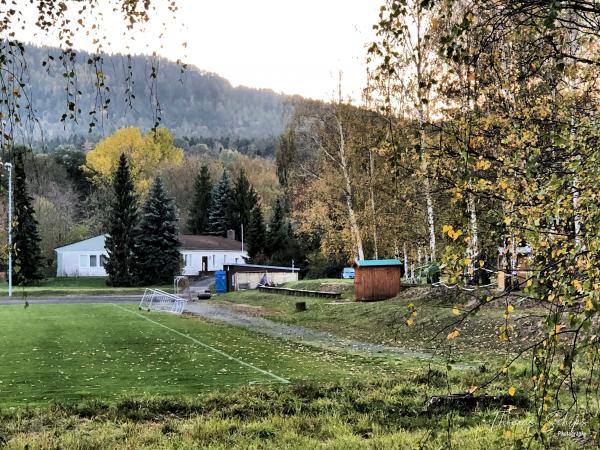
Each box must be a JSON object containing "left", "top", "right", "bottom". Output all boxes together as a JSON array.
[{"left": 187, "top": 166, "right": 304, "bottom": 268}]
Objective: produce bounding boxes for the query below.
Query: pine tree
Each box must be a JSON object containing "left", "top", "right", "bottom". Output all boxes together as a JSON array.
[
  {"left": 246, "top": 205, "right": 266, "bottom": 261},
  {"left": 232, "top": 169, "right": 258, "bottom": 241},
  {"left": 12, "top": 146, "right": 43, "bottom": 285},
  {"left": 187, "top": 165, "right": 212, "bottom": 234},
  {"left": 266, "top": 198, "right": 286, "bottom": 255},
  {"left": 105, "top": 153, "right": 138, "bottom": 286},
  {"left": 208, "top": 170, "right": 234, "bottom": 237},
  {"left": 132, "top": 177, "right": 181, "bottom": 285}
]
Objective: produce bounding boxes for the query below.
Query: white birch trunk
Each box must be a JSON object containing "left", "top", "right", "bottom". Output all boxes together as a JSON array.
[
  {"left": 369, "top": 150, "right": 378, "bottom": 259},
  {"left": 335, "top": 111, "right": 364, "bottom": 261},
  {"left": 423, "top": 167, "right": 436, "bottom": 261},
  {"left": 468, "top": 192, "right": 479, "bottom": 261}
]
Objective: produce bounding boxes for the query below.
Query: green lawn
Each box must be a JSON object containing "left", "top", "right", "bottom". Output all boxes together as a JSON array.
[
  {"left": 218, "top": 281, "right": 543, "bottom": 364},
  {"left": 0, "top": 277, "right": 171, "bottom": 297},
  {"left": 0, "top": 299, "right": 593, "bottom": 448},
  {"left": 0, "top": 303, "right": 417, "bottom": 406}
]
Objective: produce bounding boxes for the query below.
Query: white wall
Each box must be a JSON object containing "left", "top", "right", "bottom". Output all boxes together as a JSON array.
[
  {"left": 180, "top": 250, "right": 247, "bottom": 276},
  {"left": 57, "top": 249, "right": 248, "bottom": 277},
  {"left": 233, "top": 271, "right": 298, "bottom": 290},
  {"left": 56, "top": 251, "right": 108, "bottom": 277}
]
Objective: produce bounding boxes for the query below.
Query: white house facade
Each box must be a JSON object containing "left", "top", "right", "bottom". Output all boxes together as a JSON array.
[{"left": 55, "top": 234, "right": 247, "bottom": 277}]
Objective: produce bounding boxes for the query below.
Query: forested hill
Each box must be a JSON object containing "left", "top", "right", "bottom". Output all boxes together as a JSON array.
[{"left": 22, "top": 44, "right": 293, "bottom": 144}]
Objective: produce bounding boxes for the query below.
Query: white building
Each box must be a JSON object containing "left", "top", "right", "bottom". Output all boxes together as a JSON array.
[{"left": 55, "top": 234, "right": 247, "bottom": 277}]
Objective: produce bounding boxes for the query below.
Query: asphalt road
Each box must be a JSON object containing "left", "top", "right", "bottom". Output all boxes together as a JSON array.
[{"left": 0, "top": 295, "right": 142, "bottom": 305}]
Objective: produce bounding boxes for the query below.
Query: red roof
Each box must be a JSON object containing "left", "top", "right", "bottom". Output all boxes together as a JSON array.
[{"left": 179, "top": 235, "right": 244, "bottom": 251}]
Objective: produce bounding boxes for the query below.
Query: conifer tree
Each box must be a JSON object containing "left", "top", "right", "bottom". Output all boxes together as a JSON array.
[
  {"left": 246, "top": 205, "right": 266, "bottom": 261},
  {"left": 12, "top": 146, "right": 43, "bottom": 285},
  {"left": 208, "top": 170, "right": 234, "bottom": 237},
  {"left": 232, "top": 169, "right": 258, "bottom": 241},
  {"left": 188, "top": 165, "right": 212, "bottom": 234},
  {"left": 266, "top": 198, "right": 287, "bottom": 255},
  {"left": 132, "top": 177, "right": 181, "bottom": 285},
  {"left": 105, "top": 153, "right": 138, "bottom": 286}
]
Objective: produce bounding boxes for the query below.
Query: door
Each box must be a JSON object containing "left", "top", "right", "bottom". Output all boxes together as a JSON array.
[{"left": 202, "top": 256, "right": 208, "bottom": 272}]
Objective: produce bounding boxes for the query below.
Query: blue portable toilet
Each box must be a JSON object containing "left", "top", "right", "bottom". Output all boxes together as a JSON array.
[{"left": 215, "top": 270, "right": 227, "bottom": 293}]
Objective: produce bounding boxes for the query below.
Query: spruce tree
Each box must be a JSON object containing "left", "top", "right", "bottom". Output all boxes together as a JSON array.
[
  {"left": 246, "top": 205, "right": 266, "bottom": 261},
  {"left": 132, "top": 177, "right": 181, "bottom": 285},
  {"left": 208, "top": 170, "right": 234, "bottom": 237},
  {"left": 232, "top": 169, "right": 258, "bottom": 241},
  {"left": 105, "top": 153, "right": 138, "bottom": 286},
  {"left": 12, "top": 146, "right": 43, "bottom": 285},
  {"left": 187, "top": 165, "right": 212, "bottom": 234},
  {"left": 266, "top": 198, "right": 287, "bottom": 255}
]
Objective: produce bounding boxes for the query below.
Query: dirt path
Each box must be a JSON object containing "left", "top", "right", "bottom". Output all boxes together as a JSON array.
[{"left": 184, "top": 301, "right": 433, "bottom": 360}]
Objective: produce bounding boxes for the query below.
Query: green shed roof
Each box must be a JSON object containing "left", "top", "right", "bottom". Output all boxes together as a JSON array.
[{"left": 354, "top": 259, "right": 402, "bottom": 267}]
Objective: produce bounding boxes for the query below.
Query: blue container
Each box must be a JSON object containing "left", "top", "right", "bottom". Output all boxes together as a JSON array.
[
  {"left": 341, "top": 267, "right": 355, "bottom": 279},
  {"left": 215, "top": 270, "right": 227, "bottom": 293}
]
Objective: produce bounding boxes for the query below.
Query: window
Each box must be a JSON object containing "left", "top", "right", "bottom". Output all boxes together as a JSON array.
[
  {"left": 184, "top": 254, "right": 192, "bottom": 266},
  {"left": 90, "top": 255, "right": 97, "bottom": 267},
  {"left": 79, "top": 255, "right": 89, "bottom": 268},
  {"left": 99, "top": 255, "right": 107, "bottom": 267}
]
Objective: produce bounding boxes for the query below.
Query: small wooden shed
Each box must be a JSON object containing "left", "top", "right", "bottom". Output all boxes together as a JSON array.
[{"left": 353, "top": 259, "right": 403, "bottom": 301}]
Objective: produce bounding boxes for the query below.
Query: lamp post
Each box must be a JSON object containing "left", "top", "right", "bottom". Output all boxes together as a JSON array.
[{"left": 4, "top": 162, "right": 11, "bottom": 297}]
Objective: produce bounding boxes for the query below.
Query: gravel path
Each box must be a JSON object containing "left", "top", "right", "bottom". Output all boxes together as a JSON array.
[{"left": 184, "top": 301, "right": 433, "bottom": 360}]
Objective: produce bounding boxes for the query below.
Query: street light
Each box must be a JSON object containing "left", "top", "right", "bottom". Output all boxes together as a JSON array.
[{"left": 3, "top": 162, "right": 11, "bottom": 297}]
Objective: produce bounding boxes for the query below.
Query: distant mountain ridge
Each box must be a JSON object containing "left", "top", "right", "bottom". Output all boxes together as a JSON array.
[{"left": 21, "top": 44, "right": 294, "bottom": 142}]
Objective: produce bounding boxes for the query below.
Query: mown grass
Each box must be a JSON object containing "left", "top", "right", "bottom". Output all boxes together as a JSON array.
[
  {"left": 0, "top": 303, "right": 423, "bottom": 407},
  {"left": 0, "top": 277, "right": 171, "bottom": 297}
]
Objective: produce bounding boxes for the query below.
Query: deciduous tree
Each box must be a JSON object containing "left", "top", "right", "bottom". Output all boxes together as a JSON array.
[{"left": 85, "top": 127, "right": 183, "bottom": 193}]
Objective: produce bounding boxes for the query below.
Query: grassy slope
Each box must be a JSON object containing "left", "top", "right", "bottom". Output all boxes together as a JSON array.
[
  {"left": 217, "top": 281, "right": 536, "bottom": 364},
  {"left": 0, "top": 277, "right": 171, "bottom": 297},
  {"left": 0, "top": 303, "right": 417, "bottom": 407}
]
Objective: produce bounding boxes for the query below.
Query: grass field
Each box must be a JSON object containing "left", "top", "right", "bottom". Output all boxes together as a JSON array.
[
  {"left": 0, "top": 277, "right": 171, "bottom": 297},
  {"left": 0, "top": 303, "right": 418, "bottom": 406},
  {"left": 0, "top": 299, "right": 595, "bottom": 448}
]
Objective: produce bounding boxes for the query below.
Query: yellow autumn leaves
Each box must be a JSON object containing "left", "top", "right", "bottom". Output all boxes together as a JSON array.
[
  {"left": 85, "top": 127, "right": 184, "bottom": 194},
  {"left": 442, "top": 224, "right": 463, "bottom": 240}
]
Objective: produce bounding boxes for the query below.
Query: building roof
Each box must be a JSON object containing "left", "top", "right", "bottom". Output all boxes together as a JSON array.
[
  {"left": 354, "top": 259, "right": 403, "bottom": 268},
  {"left": 224, "top": 263, "right": 299, "bottom": 272},
  {"left": 56, "top": 234, "right": 246, "bottom": 253},
  {"left": 55, "top": 235, "right": 106, "bottom": 252},
  {"left": 179, "top": 235, "right": 244, "bottom": 251}
]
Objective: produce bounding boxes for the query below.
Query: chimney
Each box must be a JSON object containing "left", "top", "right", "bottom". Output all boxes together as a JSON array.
[{"left": 227, "top": 229, "right": 236, "bottom": 241}]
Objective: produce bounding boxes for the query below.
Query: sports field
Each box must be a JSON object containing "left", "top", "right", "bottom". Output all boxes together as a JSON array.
[{"left": 0, "top": 303, "right": 410, "bottom": 406}]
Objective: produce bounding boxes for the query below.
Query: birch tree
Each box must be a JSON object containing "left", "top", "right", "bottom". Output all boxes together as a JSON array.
[{"left": 369, "top": 0, "right": 441, "bottom": 261}]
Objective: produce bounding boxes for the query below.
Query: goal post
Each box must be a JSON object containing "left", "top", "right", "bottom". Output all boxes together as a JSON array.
[{"left": 139, "top": 288, "right": 188, "bottom": 314}]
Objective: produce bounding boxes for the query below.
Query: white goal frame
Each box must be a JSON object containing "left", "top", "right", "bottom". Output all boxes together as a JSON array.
[{"left": 139, "top": 288, "right": 188, "bottom": 314}]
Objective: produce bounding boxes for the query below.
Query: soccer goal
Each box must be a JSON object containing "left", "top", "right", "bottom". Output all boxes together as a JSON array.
[{"left": 139, "top": 288, "right": 188, "bottom": 314}]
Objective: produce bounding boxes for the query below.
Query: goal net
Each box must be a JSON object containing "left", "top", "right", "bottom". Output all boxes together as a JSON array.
[{"left": 139, "top": 288, "right": 188, "bottom": 314}]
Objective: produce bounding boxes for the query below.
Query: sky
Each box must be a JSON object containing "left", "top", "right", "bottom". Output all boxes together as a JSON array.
[{"left": 16, "top": 0, "right": 381, "bottom": 102}]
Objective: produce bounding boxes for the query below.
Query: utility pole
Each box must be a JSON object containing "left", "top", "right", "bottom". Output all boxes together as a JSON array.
[{"left": 4, "top": 162, "right": 12, "bottom": 297}]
